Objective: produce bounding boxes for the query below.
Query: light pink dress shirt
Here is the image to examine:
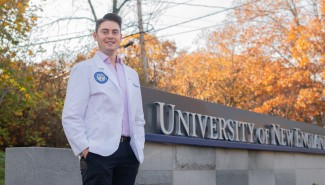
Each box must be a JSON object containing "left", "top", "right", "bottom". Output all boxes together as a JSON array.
[{"left": 97, "top": 51, "right": 130, "bottom": 136}]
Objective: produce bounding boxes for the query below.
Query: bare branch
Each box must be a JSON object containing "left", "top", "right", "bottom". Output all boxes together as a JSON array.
[
  {"left": 118, "top": 0, "right": 131, "bottom": 13},
  {"left": 88, "top": 0, "right": 98, "bottom": 21},
  {"left": 112, "top": 0, "right": 131, "bottom": 14},
  {"left": 20, "top": 34, "right": 92, "bottom": 47},
  {"left": 37, "top": 17, "right": 95, "bottom": 29}
]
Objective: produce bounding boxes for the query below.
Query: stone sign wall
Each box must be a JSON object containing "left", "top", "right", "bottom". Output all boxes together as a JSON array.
[{"left": 5, "top": 87, "right": 325, "bottom": 185}]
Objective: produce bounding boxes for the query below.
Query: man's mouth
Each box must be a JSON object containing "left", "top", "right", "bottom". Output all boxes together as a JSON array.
[{"left": 105, "top": 41, "right": 115, "bottom": 44}]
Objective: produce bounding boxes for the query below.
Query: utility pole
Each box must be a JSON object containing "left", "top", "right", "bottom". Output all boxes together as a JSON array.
[{"left": 137, "top": 0, "right": 149, "bottom": 84}]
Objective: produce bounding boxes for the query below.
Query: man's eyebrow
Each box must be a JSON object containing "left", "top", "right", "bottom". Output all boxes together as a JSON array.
[{"left": 99, "top": 28, "right": 120, "bottom": 31}]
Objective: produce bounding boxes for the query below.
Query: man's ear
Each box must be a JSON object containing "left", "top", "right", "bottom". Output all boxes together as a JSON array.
[{"left": 93, "top": 32, "right": 97, "bottom": 41}]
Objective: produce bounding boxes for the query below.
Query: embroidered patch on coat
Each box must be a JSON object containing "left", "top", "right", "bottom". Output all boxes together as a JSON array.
[{"left": 94, "top": 72, "right": 108, "bottom": 84}]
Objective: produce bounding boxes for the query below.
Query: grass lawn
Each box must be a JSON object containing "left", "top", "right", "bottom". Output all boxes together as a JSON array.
[{"left": 0, "top": 151, "right": 4, "bottom": 185}]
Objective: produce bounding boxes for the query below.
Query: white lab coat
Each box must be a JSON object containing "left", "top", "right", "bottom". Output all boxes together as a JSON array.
[{"left": 62, "top": 53, "right": 145, "bottom": 163}]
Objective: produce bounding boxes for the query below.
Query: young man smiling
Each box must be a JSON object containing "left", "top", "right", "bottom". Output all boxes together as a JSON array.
[{"left": 62, "top": 13, "right": 145, "bottom": 185}]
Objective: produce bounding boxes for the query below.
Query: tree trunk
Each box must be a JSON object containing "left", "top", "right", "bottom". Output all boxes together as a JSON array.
[{"left": 137, "top": 0, "right": 148, "bottom": 84}]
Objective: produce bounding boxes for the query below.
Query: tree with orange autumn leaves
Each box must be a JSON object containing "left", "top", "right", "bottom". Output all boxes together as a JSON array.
[
  {"left": 158, "top": 0, "right": 324, "bottom": 125},
  {"left": 119, "top": 34, "right": 177, "bottom": 87},
  {"left": 0, "top": 0, "right": 42, "bottom": 148},
  {"left": 0, "top": 0, "right": 324, "bottom": 150}
]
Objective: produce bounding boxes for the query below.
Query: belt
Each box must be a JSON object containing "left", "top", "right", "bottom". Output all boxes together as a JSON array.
[{"left": 120, "top": 136, "right": 131, "bottom": 142}]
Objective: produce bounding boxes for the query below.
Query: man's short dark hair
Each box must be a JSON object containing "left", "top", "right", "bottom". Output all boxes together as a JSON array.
[{"left": 95, "top": 13, "right": 122, "bottom": 32}]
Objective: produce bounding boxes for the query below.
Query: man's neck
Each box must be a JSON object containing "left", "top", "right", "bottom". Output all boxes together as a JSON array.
[
  {"left": 108, "top": 55, "right": 116, "bottom": 66},
  {"left": 101, "top": 50, "right": 117, "bottom": 66}
]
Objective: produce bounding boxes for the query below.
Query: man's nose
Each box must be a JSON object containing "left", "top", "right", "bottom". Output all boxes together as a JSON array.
[{"left": 106, "top": 32, "right": 114, "bottom": 38}]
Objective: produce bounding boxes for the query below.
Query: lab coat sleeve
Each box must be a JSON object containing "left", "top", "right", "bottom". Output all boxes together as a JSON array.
[
  {"left": 134, "top": 73, "right": 145, "bottom": 149},
  {"left": 62, "top": 64, "right": 90, "bottom": 156}
]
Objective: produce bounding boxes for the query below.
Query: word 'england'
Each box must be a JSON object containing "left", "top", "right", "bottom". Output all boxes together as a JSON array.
[{"left": 155, "top": 102, "right": 325, "bottom": 150}]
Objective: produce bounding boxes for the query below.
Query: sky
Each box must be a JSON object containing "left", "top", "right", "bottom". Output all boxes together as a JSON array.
[
  {"left": 27, "top": 0, "right": 233, "bottom": 61},
  {"left": 152, "top": 0, "right": 232, "bottom": 50}
]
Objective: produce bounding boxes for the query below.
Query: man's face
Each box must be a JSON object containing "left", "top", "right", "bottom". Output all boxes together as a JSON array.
[{"left": 93, "top": 20, "right": 122, "bottom": 55}]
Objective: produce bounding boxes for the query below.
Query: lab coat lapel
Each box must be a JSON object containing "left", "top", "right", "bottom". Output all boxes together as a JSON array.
[
  {"left": 123, "top": 64, "right": 134, "bottom": 122},
  {"left": 93, "top": 54, "right": 120, "bottom": 88}
]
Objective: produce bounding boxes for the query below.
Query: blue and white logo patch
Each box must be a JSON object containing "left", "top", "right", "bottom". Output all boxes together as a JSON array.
[{"left": 94, "top": 72, "right": 108, "bottom": 84}]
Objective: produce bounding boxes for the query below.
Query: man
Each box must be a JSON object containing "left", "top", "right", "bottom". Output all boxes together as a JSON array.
[{"left": 62, "top": 13, "right": 145, "bottom": 185}]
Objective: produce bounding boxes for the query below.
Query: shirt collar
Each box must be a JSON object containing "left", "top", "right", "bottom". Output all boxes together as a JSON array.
[{"left": 96, "top": 51, "right": 122, "bottom": 65}]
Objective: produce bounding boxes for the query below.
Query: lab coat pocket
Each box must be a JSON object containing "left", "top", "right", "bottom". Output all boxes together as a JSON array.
[{"left": 132, "top": 82, "right": 140, "bottom": 88}]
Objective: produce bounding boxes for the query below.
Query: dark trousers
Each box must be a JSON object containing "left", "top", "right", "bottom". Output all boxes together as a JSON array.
[{"left": 80, "top": 141, "right": 140, "bottom": 185}]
